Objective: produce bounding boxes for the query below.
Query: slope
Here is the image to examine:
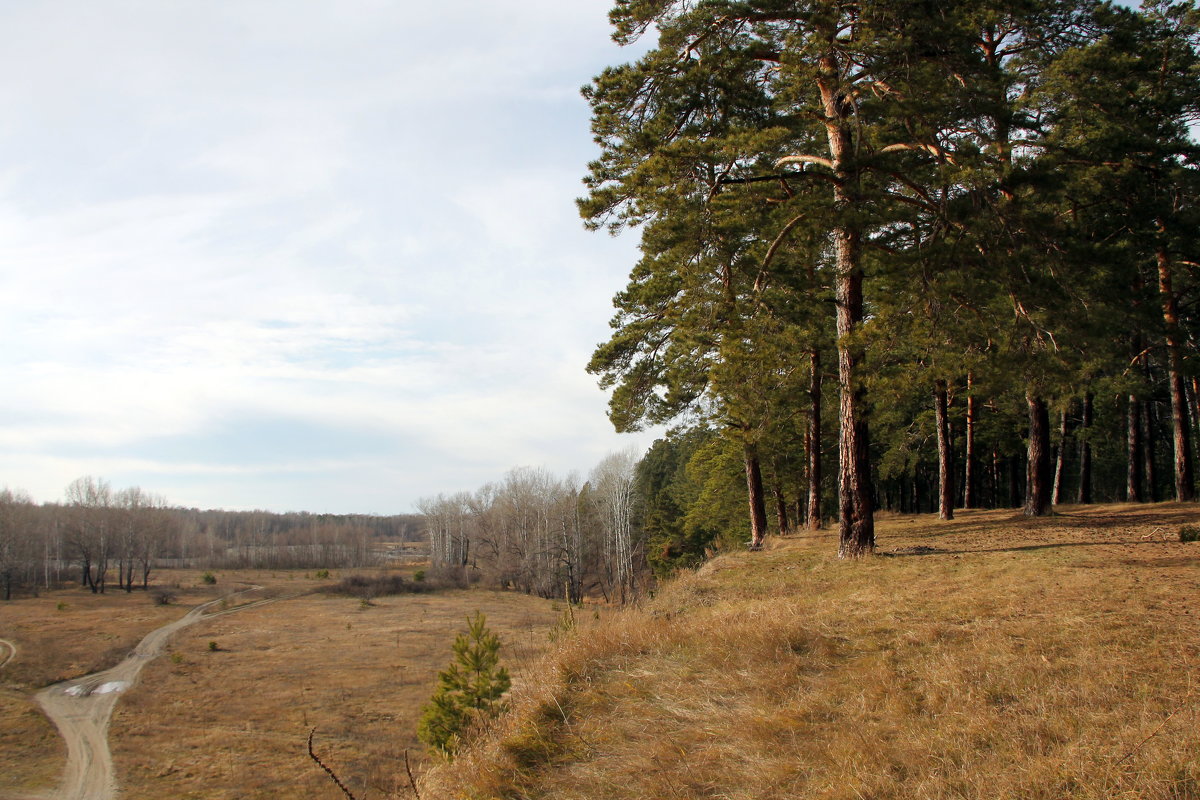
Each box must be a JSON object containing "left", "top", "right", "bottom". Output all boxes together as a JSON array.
[{"left": 421, "top": 504, "right": 1200, "bottom": 800}]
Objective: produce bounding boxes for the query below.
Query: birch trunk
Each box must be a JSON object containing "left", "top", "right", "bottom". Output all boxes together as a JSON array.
[
  {"left": 964, "top": 376, "right": 977, "bottom": 508},
  {"left": 807, "top": 348, "right": 823, "bottom": 530},
  {"left": 934, "top": 380, "right": 954, "bottom": 520},
  {"left": 1077, "top": 393, "right": 1093, "bottom": 504}
]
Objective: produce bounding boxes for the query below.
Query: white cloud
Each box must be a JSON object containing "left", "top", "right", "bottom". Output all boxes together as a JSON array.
[{"left": 0, "top": 0, "right": 659, "bottom": 512}]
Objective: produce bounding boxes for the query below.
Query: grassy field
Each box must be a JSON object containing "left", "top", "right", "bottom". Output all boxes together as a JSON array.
[
  {"left": 0, "top": 568, "right": 562, "bottom": 800},
  {"left": 0, "top": 569, "right": 237, "bottom": 796},
  {"left": 3, "top": 507, "right": 1196, "bottom": 799},
  {"left": 424, "top": 504, "right": 1200, "bottom": 800}
]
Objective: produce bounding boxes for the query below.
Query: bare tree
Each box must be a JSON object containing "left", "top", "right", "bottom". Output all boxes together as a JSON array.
[
  {"left": 65, "top": 476, "right": 114, "bottom": 593},
  {"left": 590, "top": 449, "right": 640, "bottom": 604}
]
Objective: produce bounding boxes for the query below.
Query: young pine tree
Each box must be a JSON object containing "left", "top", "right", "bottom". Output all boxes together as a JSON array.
[{"left": 417, "top": 612, "right": 511, "bottom": 757}]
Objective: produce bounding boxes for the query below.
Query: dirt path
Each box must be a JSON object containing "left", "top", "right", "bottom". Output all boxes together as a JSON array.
[
  {"left": 0, "top": 639, "right": 15, "bottom": 670},
  {"left": 34, "top": 588, "right": 287, "bottom": 800}
]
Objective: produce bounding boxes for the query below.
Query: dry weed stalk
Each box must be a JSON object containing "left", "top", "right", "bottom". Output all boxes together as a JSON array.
[{"left": 1112, "top": 680, "right": 1197, "bottom": 768}]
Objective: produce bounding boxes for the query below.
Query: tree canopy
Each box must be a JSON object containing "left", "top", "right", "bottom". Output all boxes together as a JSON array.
[{"left": 583, "top": 0, "right": 1200, "bottom": 558}]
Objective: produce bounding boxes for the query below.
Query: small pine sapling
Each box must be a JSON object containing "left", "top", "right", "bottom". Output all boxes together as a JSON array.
[{"left": 417, "top": 611, "right": 511, "bottom": 757}]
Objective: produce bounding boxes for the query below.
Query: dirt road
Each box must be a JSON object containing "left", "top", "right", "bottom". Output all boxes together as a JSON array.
[{"left": 34, "top": 589, "right": 283, "bottom": 800}]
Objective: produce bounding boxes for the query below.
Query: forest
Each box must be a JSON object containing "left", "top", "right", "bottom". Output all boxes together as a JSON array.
[
  {"left": 417, "top": 450, "right": 642, "bottom": 604},
  {"left": 0, "top": 476, "right": 422, "bottom": 600},
  {"left": 572, "top": 0, "right": 1200, "bottom": 564}
]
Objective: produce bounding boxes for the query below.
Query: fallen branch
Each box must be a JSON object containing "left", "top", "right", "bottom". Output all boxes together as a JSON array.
[
  {"left": 308, "top": 727, "right": 359, "bottom": 800},
  {"left": 404, "top": 748, "right": 422, "bottom": 800}
]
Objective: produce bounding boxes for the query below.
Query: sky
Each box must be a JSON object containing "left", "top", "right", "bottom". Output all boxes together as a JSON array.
[{"left": 0, "top": 0, "right": 662, "bottom": 514}]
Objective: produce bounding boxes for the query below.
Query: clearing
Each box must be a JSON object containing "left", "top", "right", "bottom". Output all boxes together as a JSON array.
[{"left": 0, "top": 570, "right": 562, "bottom": 800}]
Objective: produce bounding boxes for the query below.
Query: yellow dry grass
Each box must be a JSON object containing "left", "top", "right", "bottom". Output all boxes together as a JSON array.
[
  {"left": 107, "top": 585, "right": 562, "bottom": 799},
  {"left": 0, "top": 569, "right": 245, "bottom": 796},
  {"left": 425, "top": 504, "right": 1200, "bottom": 800},
  {"left": 0, "top": 566, "right": 561, "bottom": 799}
]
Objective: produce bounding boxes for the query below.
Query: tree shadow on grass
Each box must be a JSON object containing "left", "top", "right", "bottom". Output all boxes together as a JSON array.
[{"left": 881, "top": 538, "right": 1199, "bottom": 568}]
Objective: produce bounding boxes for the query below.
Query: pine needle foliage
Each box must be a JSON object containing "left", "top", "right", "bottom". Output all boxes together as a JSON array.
[{"left": 417, "top": 611, "right": 512, "bottom": 757}]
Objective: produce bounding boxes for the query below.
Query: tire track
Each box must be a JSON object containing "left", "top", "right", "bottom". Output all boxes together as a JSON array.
[
  {"left": 34, "top": 587, "right": 293, "bottom": 800},
  {"left": 0, "top": 639, "right": 16, "bottom": 670}
]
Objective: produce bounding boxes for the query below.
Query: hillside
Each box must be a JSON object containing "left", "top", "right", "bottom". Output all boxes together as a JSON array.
[{"left": 421, "top": 504, "right": 1200, "bottom": 800}]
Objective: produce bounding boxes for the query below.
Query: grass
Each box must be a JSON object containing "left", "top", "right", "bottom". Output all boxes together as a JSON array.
[
  {"left": 106, "top": 585, "right": 561, "bottom": 799},
  {"left": 1, "top": 566, "right": 560, "bottom": 800},
  {"left": 3, "top": 511, "right": 1197, "bottom": 799},
  {"left": 0, "top": 570, "right": 235, "bottom": 796},
  {"left": 423, "top": 504, "right": 1200, "bottom": 800}
]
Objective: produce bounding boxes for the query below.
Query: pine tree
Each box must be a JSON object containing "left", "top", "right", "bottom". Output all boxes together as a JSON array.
[{"left": 416, "top": 612, "right": 511, "bottom": 757}]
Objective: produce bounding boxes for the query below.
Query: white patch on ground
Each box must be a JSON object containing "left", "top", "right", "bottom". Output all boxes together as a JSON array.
[
  {"left": 65, "top": 681, "right": 128, "bottom": 697},
  {"left": 94, "top": 681, "right": 128, "bottom": 694}
]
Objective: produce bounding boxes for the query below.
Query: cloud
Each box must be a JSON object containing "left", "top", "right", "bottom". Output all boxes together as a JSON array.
[{"left": 0, "top": 0, "right": 660, "bottom": 512}]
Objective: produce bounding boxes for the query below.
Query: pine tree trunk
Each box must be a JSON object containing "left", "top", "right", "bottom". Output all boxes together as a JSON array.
[
  {"left": 1077, "top": 393, "right": 1093, "bottom": 504},
  {"left": 744, "top": 442, "right": 768, "bottom": 550},
  {"left": 964, "top": 376, "right": 977, "bottom": 508},
  {"left": 1024, "top": 394, "right": 1052, "bottom": 516},
  {"left": 1157, "top": 245, "right": 1195, "bottom": 501},
  {"left": 820, "top": 64, "right": 874, "bottom": 557},
  {"left": 1127, "top": 394, "right": 1144, "bottom": 502},
  {"left": 772, "top": 475, "right": 789, "bottom": 536},
  {"left": 1052, "top": 406, "right": 1069, "bottom": 506},
  {"left": 935, "top": 380, "right": 954, "bottom": 520},
  {"left": 807, "top": 348, "right": 823, "bottom": 530}
]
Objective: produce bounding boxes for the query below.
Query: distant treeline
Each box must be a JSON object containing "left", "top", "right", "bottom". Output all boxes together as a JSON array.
[
  {"left": 0, "top": 476, "right": 424, "bottom": 600},
  {"left": 419, "top": 450, "right": 641, "bottom": 605}
]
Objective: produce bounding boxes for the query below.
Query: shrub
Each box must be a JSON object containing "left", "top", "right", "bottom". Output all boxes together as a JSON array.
[
  {"left": 208, "top": 641, "right": 220, "bottom": 652},
  {"left": 56, "top": 601, "right": 68, "bottom": 611},
  {"left": 417, "top": 611, "right": 511, "bottom": 757},
  {"left": 414, "top": 569, "right": 426, "bottom": 582},
  {"left": 314, "top": 569, "right": 330, "bottom": 579},
  {"left": 152, "top": 587, "right": 177, "bottom": 605},
  {"left": 201, "top": 572, "right": 217, "bottom": 585},
  {"left": 326, "top": 568, "right": 469, "bottom": 600},
  {"left": 1181, "top": 525, "right": 1200, "bottom": 543}
]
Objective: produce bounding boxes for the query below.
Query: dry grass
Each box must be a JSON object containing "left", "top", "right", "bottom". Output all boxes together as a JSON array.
[
  {"left": 0, "top": 569, "right": 257, "bottom": 796},
  {"left": 1, "top": 565, "right": 562, "bottom": 799},
  {"left": 425, "top": 504, "right": 1200, "bottom": 800},
  {"left": 106, "top": 585, "right": 563, "bottom": 799}
]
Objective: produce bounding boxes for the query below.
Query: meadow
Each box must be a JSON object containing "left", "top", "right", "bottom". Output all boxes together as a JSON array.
[
  {"left": 424, "top": 504, "right": 1200, "bottom": 800},
  {"left": 0, "top": 568, "right": 562, "bottom": 800},
  {"left": 3, "top": 505, "right": 1197, "bottom": 799}
]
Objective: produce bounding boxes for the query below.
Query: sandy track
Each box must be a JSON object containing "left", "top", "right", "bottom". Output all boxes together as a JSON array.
[
  {"left": 34, "top": 588, "right": 289, "bottom": 800},
  {"left": 0, "top": 639, "right": 15, "bottom": 670}
]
